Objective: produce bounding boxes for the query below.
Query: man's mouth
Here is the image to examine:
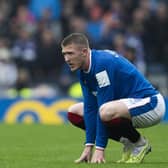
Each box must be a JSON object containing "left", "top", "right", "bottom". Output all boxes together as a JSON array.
[{"left": 68, "top": 63, "right": 73, "bottom": 68}]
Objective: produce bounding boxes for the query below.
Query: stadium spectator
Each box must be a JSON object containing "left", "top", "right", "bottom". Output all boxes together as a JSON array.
[
  {"left": 141, "top": 1, "right": 168, "bottom": 65},
  {"left": 0, "top": 0, "right": 11, "bottom": 38},
  {"left": 29, "top": 0, "right": 62, "bottom": 20},
  {"left": 34, "top": 6, "right": 63, "bottom": 43},
  {"left": 0, "top": 38, "right": 18, "bottom": 97},
  {"left": 11, "top": 5, "right": 36, "bottom": 34},
  {"left": 112, "top": 33, "right": 125, "bottom": 55},
  {"left": 86, "top": 3, "right": 104, "bottom": 47},
  {"left": 123, "top": 45, "right": 136, "bottom": 64},
  {"left": 125, "top": 25, "right": 146, "bottom": 74},
  {"left": 9, "top": 4, "right": 36, "bottom": 43},
  {"left": 11, "top": 26, "right": 36, "bottom": 75},
  {"left": 69, "top": 16, "right": 87, "bottom": 34},
  {"left": 15, "top": 68, "right": 31, "bottom": 92},
  {"left": 35, "top": 28, "right": 63, "bottom": 83},
  {"left": 58, "top": 62, "right": 78, "bottom": 96},
  {"left": 61, "top": 33, "right": 165, "bottom": 163}
]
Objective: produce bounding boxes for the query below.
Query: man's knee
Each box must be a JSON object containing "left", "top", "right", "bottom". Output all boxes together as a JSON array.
[
  {"left": 68, "top": 104, "right": 77, "bottom": 114},
  {"left": 67, "top": 103, "right": 82, "bottom": 123},
  {"left": 99, "top": 101, "right": 130, "bottom": 122},
  {"left": 67, "top": 103, "right": 85, "bottom": 129},
  {"left": 68, "top": 102, "right": 83, "bottom": 116},
  {"left": 99, "top": 103, "right": 117, "bottom": 122}
]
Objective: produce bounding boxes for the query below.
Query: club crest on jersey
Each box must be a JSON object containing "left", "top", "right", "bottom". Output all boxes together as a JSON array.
[
  {"left": 92, "top": 91, "right": 97, "bottom": 96},
  {"left": 96, "top": 70, "right": 110, "bottom": 88}
]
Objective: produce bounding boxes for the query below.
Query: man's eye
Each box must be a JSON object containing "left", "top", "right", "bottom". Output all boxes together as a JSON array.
[{"left": 68, "top": 52, "right": 73, "bottom": 55}]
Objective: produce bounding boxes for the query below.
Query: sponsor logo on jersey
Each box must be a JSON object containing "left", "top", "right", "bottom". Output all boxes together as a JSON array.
[{"left": 96, "top": 70, "right": 110, "bottom": 88}]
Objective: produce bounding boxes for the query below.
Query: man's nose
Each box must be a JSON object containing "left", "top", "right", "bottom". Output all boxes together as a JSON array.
[{"left": 64, "top": 55, "right": 69, "bottom": 62}]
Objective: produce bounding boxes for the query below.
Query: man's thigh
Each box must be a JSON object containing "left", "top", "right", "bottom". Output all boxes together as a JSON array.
[
  {"left": 120, "top": 94, "right": 165, "bottom": 128},
  {"left": 99, "top": 100, "right": 131, "bottom": 121}
]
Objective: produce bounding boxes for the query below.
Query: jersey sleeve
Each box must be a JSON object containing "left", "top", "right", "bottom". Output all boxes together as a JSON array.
[
  {"left": 95, "top": 84, "right": 114, "bottom": 148},
  {"left": 95, "top": 56, "right": 116, "bottom": 148},
  {"left": 80, "top": 81, "right": 98, "bottom": 145}
]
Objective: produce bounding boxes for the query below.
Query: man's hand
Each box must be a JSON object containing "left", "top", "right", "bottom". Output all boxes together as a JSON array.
[
  {"left": 75, "top": 145, "right": 93, "bottom": 163},
  {"left": 91, "top": 148, "right": 105, "bottom": 163}
]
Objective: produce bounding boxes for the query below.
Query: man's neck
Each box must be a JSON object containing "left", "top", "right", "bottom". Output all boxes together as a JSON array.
[{"left": 83, "top": 49, "right": 91, "bottom": 72}]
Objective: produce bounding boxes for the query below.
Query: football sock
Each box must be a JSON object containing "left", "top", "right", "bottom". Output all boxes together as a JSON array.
[
  {"left": 105, "top": 118, "right": 125, "bottom": 141},
  {"left": 68, "top": 113, "right": 140, "bottom": 144},
  {"left": 67, "top": 112, "right": 85, "bottom": 130},
  {"left": 104, "top": 118, "right": 140, "bottom": 143}
]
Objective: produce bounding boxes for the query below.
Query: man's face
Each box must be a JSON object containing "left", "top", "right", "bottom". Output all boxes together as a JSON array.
[{"left": 62, "top": 43, "right": 87, "bottom": 71}]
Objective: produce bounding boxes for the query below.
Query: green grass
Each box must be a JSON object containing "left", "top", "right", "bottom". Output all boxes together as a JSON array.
[{"left": 0, "top": 123, "right": 167, "bottom": 168}]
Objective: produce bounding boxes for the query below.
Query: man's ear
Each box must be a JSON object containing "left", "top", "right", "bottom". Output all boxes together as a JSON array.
[{"left": 82, "top": 48, "right": 89, "bottom": 56}]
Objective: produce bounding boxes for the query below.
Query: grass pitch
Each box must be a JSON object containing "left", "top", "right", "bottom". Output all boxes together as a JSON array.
[{"left": 0, "top": 123, "right": 167, "bottom": 168}]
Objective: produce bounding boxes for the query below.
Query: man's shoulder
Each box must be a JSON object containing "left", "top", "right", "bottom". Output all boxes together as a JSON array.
[
  {"left": 91, "top": 49, "right": 118, "bottom": 57},
  {"left": 91, "top": 49, "right": 119, "bottom": 67}
]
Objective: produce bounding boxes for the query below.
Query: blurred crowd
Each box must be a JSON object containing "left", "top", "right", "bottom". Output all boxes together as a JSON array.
[{"left": 0, "top": 0, "right": 167, "bottom": 98}]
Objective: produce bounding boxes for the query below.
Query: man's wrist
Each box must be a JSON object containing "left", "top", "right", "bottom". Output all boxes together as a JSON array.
[
  {"left": 95, "top": 146, "right": 105, "bottom": 151},
  {"left": 85, "top": 143, "right": 94, "bottom": 147}
]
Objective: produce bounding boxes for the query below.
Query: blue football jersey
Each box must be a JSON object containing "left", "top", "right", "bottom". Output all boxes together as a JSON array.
[{"left": 78, "top": 49, "right": 158, "bottom": 148}]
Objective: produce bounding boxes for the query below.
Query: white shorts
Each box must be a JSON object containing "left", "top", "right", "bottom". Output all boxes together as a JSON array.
[{"left": 120, "top": 94, "right": 166, "bottom": 128}]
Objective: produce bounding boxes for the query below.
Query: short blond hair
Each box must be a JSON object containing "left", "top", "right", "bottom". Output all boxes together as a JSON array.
[{"left": 61, "top": 33, "right": 89, "bottom": 48}]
